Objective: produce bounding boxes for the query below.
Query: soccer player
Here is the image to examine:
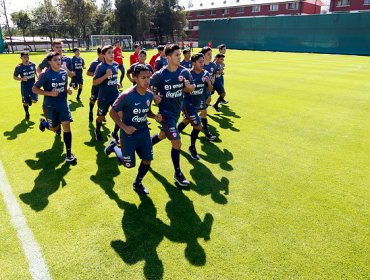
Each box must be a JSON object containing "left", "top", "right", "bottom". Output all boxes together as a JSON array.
[
  {"left": 212, "top": 53, "right": 227, "bottom": 112},
  {"left": 113, "top": 41, "right": 125, "bottom": 85},
  {"left": 199, "top": 46, "right": 217, "bottom": 141},
  {"left": 180, "top": 49, "right": 192, "bottom": 69},
  {"left": 37, "top": 39, "right": 75, "bottom": 78},
  {"left": 105, "top": 64, "right": 162, "bottom": 195},
  {"left": 153, "top": 46, "right": 168, "bottom": 72},
  {"left": 149, "top": 45, "right": 163, "bottom": 69},
  {"left": 214, "top": 44, "right": 228, "bottom": 105},
  {"left": 127, "top": 50, "right": 153, "bottom": 85},
  {"left": 93, "top": 45, "right": 121, "bottom": 142},
  {"left": 70, "top": 48, "right": 85, "bottom": 101},
  {"left": 177, "top": 53, "right": 213, "bottom": 160},
  {"left": 189, "top": 41, "right": 194, "bottom": 52},
  {"left": 150, "top": 44, "right": 195, "bottom": 187},
  {"left": 129, "top": 43, "right": 141, "bottom": 66},
  {"left": 32, "top": 52, "right": 77, "bottom": 163},
  {"left": 86, "top": 47, "right": 104, "bottom": 122},
  {"left": 13, "top": 51, "right": 38, "bottom": 120}
]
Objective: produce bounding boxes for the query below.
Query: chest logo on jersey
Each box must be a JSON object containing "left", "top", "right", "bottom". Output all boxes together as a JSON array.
[
  {"left": 178, "top": 75, "right": 184, "bottom": 82},
  {"left": 211, "top": 68, "right": 214, "bottom": 72},
  {"left": 147, "top": 99, "right": 150, "bottom": 106},
  {"left": 30, "top": 66, "right": 34, "bottom": 70},
  {"left": 62, "top": 75, "right": 66, "bottom": 81}
]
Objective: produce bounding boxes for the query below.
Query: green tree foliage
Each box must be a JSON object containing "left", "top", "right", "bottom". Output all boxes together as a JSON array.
[{"left": 11, "top": 11, "right": 31, "bottom": 39}]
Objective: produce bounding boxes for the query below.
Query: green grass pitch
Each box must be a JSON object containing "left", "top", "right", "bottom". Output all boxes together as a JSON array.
[{"left": 0, "top": 49, "right": 369, "bottom": 279}]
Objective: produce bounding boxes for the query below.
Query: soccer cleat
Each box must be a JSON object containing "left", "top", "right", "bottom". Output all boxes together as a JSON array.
[
  {"left": 174, "top": 172, "right": 190, "bottom": 187},
  {"left": 39, "top": 118, "right": 46, "bottom": 132},
  {"left": 94, "top": 128, "right": 103, "bottom": 141},
  {"left": 88, "top": 112, "right": 93, "bottom": 122},
  {"left": 205, "top": 132, "right": 216, "bottom": 141},
  {"left": 212, "top": 104, "right": 220, "bottom": 112},
  {"left": 28, "top": 100, "right": 32, "bottom": 106},
  {"left": 188, "top": 146, "right": 200, "bottom": 160},
  {"left": 104, "top": 139, "right": 117, "bottom": 156},
  {"left": 111, "top": 131, "right": 119, "bottom": 142},
  {"left": 220, "top": 99, "right": 229, "bottom": 105},
  {"left": 133, "top": 182, "right": 149, "bottom": 195},
  {"left": 65, "top": 153, "right": 77, "bottom": 163},
  {"left": 25, "top": 113, "right": 30, "bottom": 120}
]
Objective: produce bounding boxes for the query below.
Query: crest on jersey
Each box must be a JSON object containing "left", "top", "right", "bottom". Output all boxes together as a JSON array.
[
  {"left": 125, "top": 162, "right": 131, "bottom": 167},
  {"left": 178, "top": 75, "right": 184, "bottom": 82},
  {"left": 211, "top": 67, "right": 214, "bottom": 72},
  {"left": 172, "top": 132, "right": 177, "bottom": 138},
  {"left": 147, "top": 99, "right": 150, "bottom": 106},
  {"left": 30, "top": 66, "right": 34, "bottom": 70},
  {"left": 62, "top": 75, "right": 66, "bottom": 81}
]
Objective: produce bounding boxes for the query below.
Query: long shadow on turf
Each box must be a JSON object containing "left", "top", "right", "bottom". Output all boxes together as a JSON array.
[
  {"left": 3, "top": 119, "right": 35, "bottom": 140},
  {"left": 111, "top": 194, "right": 166, "bottom": 280},
  {"left": 20, "top": 136, "right": 71, "bottom": 211},
  {"left": 196, "top": 139, "right": 233, "bottom": 171},
  {"left": 68, "top": 99, "right": 84, "bottom": 112},
  {"left": 208, "top": 106, "right": 240, "bottom": 132},
  {"left": 150, "top": 169, "right": 214, "bottom": 266},
  {"left": 181, "top": 151, "right": 229, "bottom": 205}
]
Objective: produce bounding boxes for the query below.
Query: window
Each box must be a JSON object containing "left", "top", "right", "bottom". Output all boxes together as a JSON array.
[
  {"left": 286, "top": 2, "right": 298, "bottom": 10},
  {"left": 210, "top": 10, "right": 216, "bottom": 15},
  {"left": 337, "top": 0, "right": 350, "bottom": 6},
  {"left": 270, "top": 4, "right": 279, "bottom": 11},
  {"left": 236, "top": 7, "right": 245, "bottom": 13},
  {"left": 223, "top": 1, "right": 226, "bottom": 4},
  {"left": 252, "top": 5, "right": 261, "bottom": 12},
  {"left": 197, "top": 11, "right": 205, "bottom": 16},
  {"left": 222, "top": 8, "right": 230, "bottom": 15},
  {"left": 365, "top": 0, "right": 370, "bottom": 4}
]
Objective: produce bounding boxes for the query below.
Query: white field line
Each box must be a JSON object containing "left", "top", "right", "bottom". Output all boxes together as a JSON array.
[{"left": 0, "top": 161, "right": 52, "bottom": 280}]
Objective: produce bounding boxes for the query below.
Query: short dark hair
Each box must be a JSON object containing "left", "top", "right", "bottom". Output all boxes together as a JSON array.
[
  {"left": 218, "top": 44, "right": 226, "bottom": 50},
  {"left": 46, "top": 51, "right": 60, "bottom": 61},
  {"left": 200, "top": 46, "right": 212, "bottom": 55},
  {"left": 165, "top": 44, "right": 180, "bottom": 56},
  {"left": 114, "top": 40, "right": 120, "bottom": 45},
  {"left": 134, "top": 43, "right": 140, "bottom": 49},
  {"left": 73, "top": 47, "right": 79, "bottom": 53},
  {"left": 183, "top": 49, "right": 190, "bottom": 55},
  {"left": 97, "top": 47, "right": 102, "bottom": 54},
  {"left": 157, "top": 45, "right": 165, "bottom": 51},
  {"left": 191, "top": 53, "right": 204, "bottom": 63},
  {"left": 215, "top": 53, "right": 225, "bottom": 59},
  {"left": 101, "top": 45, "right": 113, "bottom": 55},
  {"left": 20, "top": 51, "right": 29, "bottom": 57},
  {"left": 139, "top": 50, "right": 147, "bottom": 56},
  {"left": 133, "top": 64, "right": 151, "bottom": 77}
]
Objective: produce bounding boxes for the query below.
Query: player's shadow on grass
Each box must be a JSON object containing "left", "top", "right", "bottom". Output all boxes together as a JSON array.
[
  {"left": 181, "top": 151, "right": 229, "bottom": 204},
  {"left": 150, "top": 169, "right": 213, "bottom": 266},
  {"left": 3, "top": 119, "right": 35, "bottom": 140},
  {"left": 84, "top": 123, "right": 121, "bottom": 198},
  {"left": 196, "top": 140, "right": 233, "bottom": 171},
  {"left": 20, "top": 136, "right": 71, "bottom": 211},
  {"left": 111, "top": 194, "right": 166, "bottom": 280},
  {"left": 68, "top": 99, "right": 84, "bottom": 112},
  {"left": 208, "top": 106, "right": 240, "bottom": 132}
]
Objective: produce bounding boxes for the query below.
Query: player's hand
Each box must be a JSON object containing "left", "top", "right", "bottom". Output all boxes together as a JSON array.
[
  {"left": 210, "top": 76, "right": 215, "bottom": 83},
  {"left": 21, "top": 76, "right": 28, "bottom": 82},
  {"left": 106, "top": 69, "right": 113, "bottom": 77},
  {"left": 124, "top": 126, "right": 137, "bottom": 135},
  {"left": 49, "top": 88, "right": 59, "bottom": 97},
  {"left": 117, "top": 84, "right": 123, "bottom": 90},
  {"left": 155, "top": 114, "right": 162, "bottom": 122},
  {"left": 67, "top": 88, "right": 72, "bottom": 95},
  {"left": 70, "top": 71, "right": 76, "bottom": 77},
  {"left": 184, "top": 79, "right": 195, "bottom": 92},
  {"left": 153, "top": 95, "right": 162, "bottom": 104}
]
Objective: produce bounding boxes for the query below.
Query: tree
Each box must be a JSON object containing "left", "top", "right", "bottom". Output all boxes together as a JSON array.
[
  {"left": 11, "top": 11, "right": 31, "bottom": 43},
  {"left": 32, "top": 0, "right": 60, "bottom": 43},
  {"left": 0, "top": 0, "right": 14, "bottom": 52}
]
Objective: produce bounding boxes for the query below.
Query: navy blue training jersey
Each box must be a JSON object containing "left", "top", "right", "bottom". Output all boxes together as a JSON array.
[
  {"left": 34, "top": 68, "right": 68, "bottom": 106},
  {"left": 93, "top": 61, "right": 119, "bottom": 101},
  {"left": 154, "top": 56, "right": 168, "bottom": 71},
  {"left": 87, "top": 58, "right": 101, "bottom": 74},
  {"left": 71, "top": 56, "right": 85, "bottom": 76},
  {"left": 38, "top": 55, "right": 73, "bottom": 72},
  {"left": 203, "top": 62, "right": 217, "bottom": 77},
  {"left": 112, "top": 86, "right": 154, "bottom": 134},
  {"left": 150, "top": 66, "right": 194, "bottom": 116},
  {"left": 180, "top": 59, "right": 192, "bottom": 69},
  {"left": 184, "top": 69, "right": 210, "bottom": 109},
  {"left": 214, "top": 63, "right": 224, "bottom": 85},
  {"left": 14, "top": 62, "right": 36, "bottom": 88}
]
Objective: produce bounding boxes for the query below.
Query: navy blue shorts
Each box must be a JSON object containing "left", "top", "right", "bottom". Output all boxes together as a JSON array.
[
  {"left": 97, "top": 97, "right": 116, "bottom": 116},
  {"left": 90, "top": 85, "right": 99, "bottom": 102},
  {"left": 160, "top": 112, "right": 181, "bottom": 140},
  {"left": 204, "top": 90, "right": 211, "bottom": 99},
  {"left": 183, "top": 106, "right": 201, "bottom": 127},
  {"left": 21, "top": 86, "right": 38, "bottom": 104},
  {"left": 70, "top": 75, "right": 84, "bottom": 89},
  {"left": 120, "top": 129, "right": 153, "bottom": 168},
  {"left": 212, "top": 82, "right": 225, "bottom": 95},
  {"left": 43, "top": 103, "right": 73, "bottom": 128}
]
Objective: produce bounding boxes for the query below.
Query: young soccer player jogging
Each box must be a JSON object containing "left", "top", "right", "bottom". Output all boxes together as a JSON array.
[
  {"left": 93, "top": 45, "right": 121, "bottom": 142},
  {"left": 129, "top": 43, "right": 141, "bottom": 65},
  {"left": 104, "top": 64, "right": 162, "bottom": 195},
  {"left": 150, "top": 44, "right": 195, "bottom": 187},
  {"left": 149, "top": 45, "right": 163, "bottom": 69},
  {"left": 177, "top": 53, "right": 213, "bottom": 160},
  {"left": 113, "top": 41, "right": 125, "bottom": 85},
  {"left": 212, "top": 53, "right": 227, "bottom": 112},
  {"left": 154, "top": 46, "right": 168, "bottom": 72},
  {"left": 32, "top": 52, "right": 77, "bottom": 163},
  {"left": 87, "top": 47, "right": 104, "bottom": 122},
  {"left": 13, "top": 51, "right": 38, "bottom": 120},
  {"left": 70, "top": 48, "right": 85, "bottom": 101},
  {"left": 126, "top": 50, "right": 153, "bottom": 86},
  {"left": 180, "top": 49, "right": 192, "bottom": 69}
]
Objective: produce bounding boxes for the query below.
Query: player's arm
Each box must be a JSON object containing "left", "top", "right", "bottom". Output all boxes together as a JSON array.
[
  {"left": 109, "top": 109, "right": 137, "bottom": 135},
  {"left": 32, "top": 85, "right": 59, "bottom": 97},
  {"left": 87, "top": 63, "right": 95, "bottom": 76},
  {"left": 183, "top": 71, "right": 195, "bottom": 93},
  {"left": 147, "top": 101, "right": 162, "bottom": 122},
  {"left": 205, "top": 74, "right": 213, "bottom": 92},
  {"left": 126, "top": 68, "right": 134, "bottom": 83},
  {"left": 93, "top": 66, "right": 112, "bottom": 86},
  {"left": 13, "top": 68, "right": 26, "bottom": 81}
]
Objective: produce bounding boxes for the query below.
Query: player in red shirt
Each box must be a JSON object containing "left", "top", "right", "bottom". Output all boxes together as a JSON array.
[
  {"left": 113, "top": 41, "right": 125, "bottom": 85},
  {"left": 149, "top": 45, "right": 164, "bottom": 69},
  {"left": 129, "top": 43, "right": 141, "bottom": 66}
]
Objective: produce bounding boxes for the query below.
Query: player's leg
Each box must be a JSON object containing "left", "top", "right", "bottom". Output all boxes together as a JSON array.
[
  {"left": 119, "top": 64, "right": 125, "bottom": 85},
  {"left": 213, "top": 84, "right": 226, "bottom": 112},
  {"left": 199, "top": 96, "right": 216, "bottom": 141},
  {"left": 95, "top": 100, "right": 109, "bottom": 141},
  {"left": 21, "top": 88, "right": 30, "bottom": 120},
  {"left": 89, "top": 86, "right": 98, "bottom": 122},
  {"left": 133, "top": 132, "right": 153, "bottom": 194},
  {"left": 151, "top": 115, "right": 170, "bottom": 145},
  {"left": 59, "top": 104, "right": 76, "bottom": 162},
  {"left": 185, "top": 108, "right": 202, "bottom": 160},
  {"left": 177, "top": 115, "right": 190, "bottom": 134}
]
